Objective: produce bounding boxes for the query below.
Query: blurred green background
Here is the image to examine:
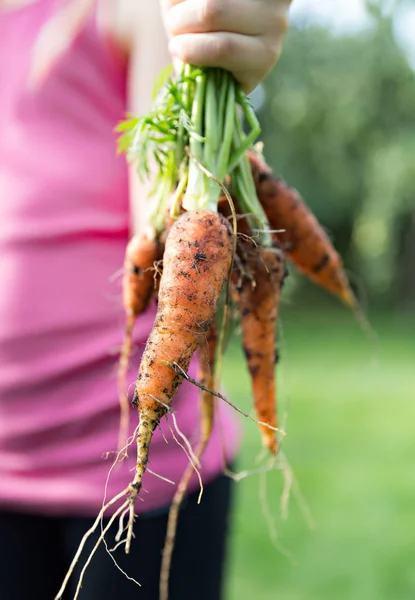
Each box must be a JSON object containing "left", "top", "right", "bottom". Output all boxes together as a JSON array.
[
  {"left": 224, "top": 313, "right": 415, "bottom": 600},
  {"left": 223, "top": 1, "right": 415, "bottom": 598},
  {"left": 257, "top": 0, "right": 415, "bottom": 310}
]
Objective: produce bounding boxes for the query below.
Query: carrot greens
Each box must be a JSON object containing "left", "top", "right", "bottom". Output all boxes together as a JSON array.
[{"left": 117, "top": 64, "right": 272, "bottom": 245}]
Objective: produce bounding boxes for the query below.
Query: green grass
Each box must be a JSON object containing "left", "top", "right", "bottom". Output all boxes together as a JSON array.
[{"left": 222, "top": 309, "right": 415, "bottom": 600}]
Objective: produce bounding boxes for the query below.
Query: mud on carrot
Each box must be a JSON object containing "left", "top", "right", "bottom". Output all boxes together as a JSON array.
[
  {"left": 127, "top": 210, "right": 232, "bottom": 507},
  {"left": 248, "top": 151, "right": 356, "bottom": 309},
  {"left": 117, "top": 233, "right": 161, "bottom": 455},
  {"left": 232, "top": 243, "right": 286, "bottom": 455}
]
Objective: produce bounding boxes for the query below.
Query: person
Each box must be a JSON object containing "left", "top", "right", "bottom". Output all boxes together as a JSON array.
[{"left": 0, "top": 1, "right": 290, "bottom": 598}]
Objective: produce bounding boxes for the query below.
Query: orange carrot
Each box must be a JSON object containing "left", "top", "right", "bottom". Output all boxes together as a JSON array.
[
  {"left": 159, "top": 317, "right": 218, "bottom": 600},
  {"left": 248, "top": 152, "right": 356, "bottom": 308},
  {"left": 122, "top": 233, "right": 160, "bottom": 319},
  {"left": 117, "top": 233, "right": 160, "bottom": 455},
  {"left": 197, "top": 318, "right": 218, "bottom": 445},
  {"left": 232, "top": 244, "right": 286, "bottom": 455},
  {"left": 127, "top": 210, "right": 232, "bottom": 508}
]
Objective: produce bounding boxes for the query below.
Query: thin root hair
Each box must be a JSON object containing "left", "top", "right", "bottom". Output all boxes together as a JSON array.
[
  {"left": 280, "top": 453, "right": 316, "bottom": 531},
  {"left": 125, "top": 504, "right": 136, "bottom": 554},
  {"left": 259, "top": 471, "right": 297, "bottom": 566},
  {"left": 115, "top": 506, "right": 130, "bottom": 543},
  {"left": 102, "top": 423, "right": 140, "bottom": 510},
  {"left": 93, "top": 509, "right": 142, "bottom": 586},
  {"left": 148, "top": 393, "right": 174, "bottom": 414},
  {"left": 170, "top": 361, "right": 286, "bottom": 436},
  {"left": 146, "top": 468, "right": 176, "bottom": 485},
  {"left": 153, "top": 259, "right": 163, "bottom": 287},
  {"left": 101, "top": 514, "right": 142, "bottom": 589},
  {"left": 170, "top": 411, "right": 201, "bottom": 468},
  {"left": 73, "top": 501, "right": 131, "bottom": 600},
  {"left": 54, "top": 489, "right": 129, "bottom": 600},
  {"left": 167, "top": 416, "right": 203, "bottom": 485},
  {"left": 223, "top": 461, "right": 280, "bottom": 483}
]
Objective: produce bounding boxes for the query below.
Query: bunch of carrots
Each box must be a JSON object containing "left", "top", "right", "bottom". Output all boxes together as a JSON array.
[
  {"left": 56, "top": 64, "right": 363, "bottom": 600},
  {"left": 28, "top": 2, "right": 368, "bottom": 599},
  {"left": 115, "top": 64, "right": 361, "bottom": 600}
]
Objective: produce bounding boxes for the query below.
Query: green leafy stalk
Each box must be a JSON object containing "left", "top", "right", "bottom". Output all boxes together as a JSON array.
[
  {"left": 182, "top": 71, "right": 215, "bottom": 211},
  {"left": 230, "top": 113, "right": 271, "bottom": 246},
  {"left": 117, "top": 62, "right": 271, "bottom": 244}
]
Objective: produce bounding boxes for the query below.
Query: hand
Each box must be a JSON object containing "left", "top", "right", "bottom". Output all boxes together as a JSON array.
[{"left": 160, "top": 0, "right": 291, "bottom": 93}]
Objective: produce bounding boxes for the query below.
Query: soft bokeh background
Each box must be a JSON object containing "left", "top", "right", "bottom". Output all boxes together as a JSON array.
[{"left": 224, "top": 1, "right": 415, "bottom": 598}]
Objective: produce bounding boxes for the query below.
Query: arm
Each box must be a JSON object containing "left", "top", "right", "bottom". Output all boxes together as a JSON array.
[
  {"left": 127, "top": 4, "right": 172, "bottom": 236},
  {"left": 109, "top": 0, "right": 172, "bottom": 235},
  {"left": 112, "top": 0, "right": 291, "bottom": 232}
]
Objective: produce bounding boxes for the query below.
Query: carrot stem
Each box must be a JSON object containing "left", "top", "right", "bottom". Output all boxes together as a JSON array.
[{"left": 118, "top": 64, "right": 266, "bottom": 219}]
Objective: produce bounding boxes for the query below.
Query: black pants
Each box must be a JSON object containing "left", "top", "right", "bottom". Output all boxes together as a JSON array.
[{"left": 0, "top": 473, "right": 234, "bottom": 600}]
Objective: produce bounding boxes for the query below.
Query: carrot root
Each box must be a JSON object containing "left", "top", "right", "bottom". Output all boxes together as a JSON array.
[
  {"left": 54, "top": 489, "right": 129, "bottom": 600},
  {"left": 117, "top": 315, "right": 135, "bottom": 459},
  {"left": 126, "top": 418, "right": 159, "bottom": 509},
  {"left": 125, "top": 210, "right": 232, "bottom": 527},
  {"left": 233, "top": 244, "right": 286, "bottom": 455},
  {"left": 248, "top": 151, "right": 356, "bottom": 305},
  {"left": 159, "top": 319, "right": 218, "bottom": 600},
  {"left": 117, "top": 234, "right": 160, "bottom": 455}
]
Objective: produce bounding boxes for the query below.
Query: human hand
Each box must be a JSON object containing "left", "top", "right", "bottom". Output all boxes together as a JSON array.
[{"left": 160, "top": 0, "right": 291, "bottom": 93}]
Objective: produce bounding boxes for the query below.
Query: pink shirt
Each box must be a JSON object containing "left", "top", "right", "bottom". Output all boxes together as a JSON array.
[{"left": 0, "top": 0, "right": 239, "bottom": 516}]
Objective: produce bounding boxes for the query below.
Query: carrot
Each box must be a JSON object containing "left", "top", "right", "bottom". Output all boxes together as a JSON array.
[
  {"left": 232, "top": 244, "right": 286, "bottom": 455},
  {"left": 218, "top": 194, "right": 261, "bottom": 295},
  {"left": 159, "top": 317, "right": 218, "bottom": 600},
  {"left": 117, "top": 233, "right": 160, "bottom": 455},
  {"left": 248, "top": 151, "right": 356, "bottom": 308},
  {"left": 127, "top": 210, "right": 232, "bottom": 510},
  {"left": 122, "top": 233, "right": 160, "bottom": 319},
  {"left": 196, "top": 318, "right": 218, "bottom": 446}
]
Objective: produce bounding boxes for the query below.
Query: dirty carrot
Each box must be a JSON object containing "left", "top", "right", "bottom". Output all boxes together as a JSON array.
[
  {"left": 159, "top": 317, "right": 218, "bottom": 600},
  {"left": 127, "top": 210, "right": 232, "bottom": 512},
  {"left": 248, "top": 151, "right": 356, "bottom": 308},
  {"left": 232, "top": 245, "right": 286, "bottom": 454},
  {"left": 117, "top": 233, "right": 160, "bottom": 455}
]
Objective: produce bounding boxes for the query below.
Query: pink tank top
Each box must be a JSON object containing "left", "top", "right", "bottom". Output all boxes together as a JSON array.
[{"left": 0, "top": 0, "right": 239, "bottom": 516}]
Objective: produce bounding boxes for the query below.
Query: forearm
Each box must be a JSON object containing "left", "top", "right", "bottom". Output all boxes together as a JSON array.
[{"left": 116, "top": 1, "right": 172, "bottom": 234}]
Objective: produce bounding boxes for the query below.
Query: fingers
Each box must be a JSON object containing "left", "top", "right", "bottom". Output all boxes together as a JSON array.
[
  {"left": 165, "top": 0, "right": 270, "bottom": 37},
  {"left": 169, "top": 29, "right": 285, "bottom": 92},
  {"left": 170, "top": 31, "right": 263, "bottom": 69},
  {"left": 161, "top": 0, "right": 290, "bottom": 92}
]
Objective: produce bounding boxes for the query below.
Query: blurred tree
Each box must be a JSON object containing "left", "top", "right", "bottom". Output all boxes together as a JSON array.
[{"left": 258, "top": 1, "right": 415, "bottom": 308}]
